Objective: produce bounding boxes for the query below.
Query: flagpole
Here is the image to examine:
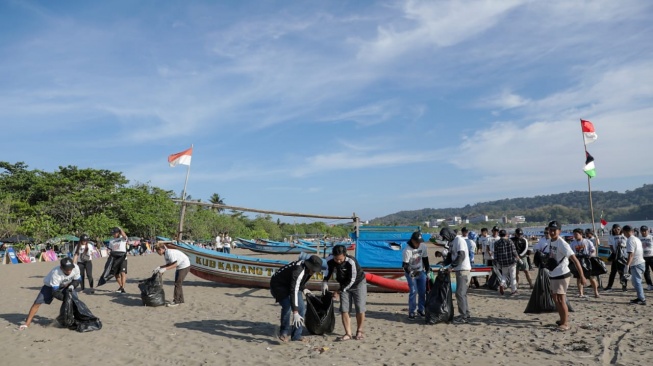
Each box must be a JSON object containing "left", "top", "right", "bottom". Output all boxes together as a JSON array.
[
  {"left": 177, "top": 144, "right": 193, "bottom": 241},
  {"left": 580, "top": 121, "right": 599, "bottom": 245}
]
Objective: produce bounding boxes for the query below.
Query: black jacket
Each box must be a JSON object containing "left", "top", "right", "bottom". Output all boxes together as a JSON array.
[
  {"left": 270, "top": 260, "right": 312, "bottom": 311},
  {"left": 325, "top": 255, "right": 365, "bottom": 292}
]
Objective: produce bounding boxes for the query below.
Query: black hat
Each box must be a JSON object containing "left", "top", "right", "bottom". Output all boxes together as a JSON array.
[
  {"left": 60, "top": 258, "right": 75, "bottom": 270},
  {"left": 547, "top": 221, "right": 560, "bottom": 230},
  {"left": 304, "top": 255, "right": 323, "bottom": 273},
  {"left": 642, "top": 226, "right": 649, "bottom": 231},
  {"left": 499, "top": 229, "right": 507, "bottom": 237},
  {"left": 79, "top": 234, "right": 90, "bottom": 242},
  {"left": 492, "top": 226, "right": 499, "bottom": 232},
  {"left": 110, "top": 227, "right": 121, "bottom": 234},
  {"left": 515, "top": 228, "right": 523, "bottom": 235},
  {"left": 410, "top": 231, "right": 424, "bottom": 243}
]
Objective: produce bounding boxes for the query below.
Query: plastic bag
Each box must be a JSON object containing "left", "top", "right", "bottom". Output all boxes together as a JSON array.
[
  {"left": 570, "top": 256, "right": 592, "bottom": 278},
  {"left": 57, "top": 289, "right": 102, "bottom": 332},
  {"left": 589, "top": 257, "right": 607, "bottom": 276},
  {"left": 138, "top": 273, "right": 166, "bottom": 307},
  {"left": 524, "top": 267, "right": 574, "bottom": 313},
  {"left": 425, "top": 271, "right": 454, "bottom": 324},
  {"left": 304, "top": 291, "right": 335, "bottom": 335},
  {"left": 57, "top": 289, "right": 76, "bottom": 328}
]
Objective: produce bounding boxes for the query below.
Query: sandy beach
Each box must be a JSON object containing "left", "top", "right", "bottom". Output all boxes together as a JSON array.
[{"left": 1, "top": 249, "right": 651, "bottom": 366}]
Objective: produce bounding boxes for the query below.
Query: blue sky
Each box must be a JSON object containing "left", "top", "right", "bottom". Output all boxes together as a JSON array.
[{"left": 1, "top": 0, "right": 652, "bottom": 223}]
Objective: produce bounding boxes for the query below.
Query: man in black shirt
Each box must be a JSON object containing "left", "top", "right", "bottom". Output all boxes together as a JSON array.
[
  {"left": 270, "top": 255, "right": 323, "bottom": 343},
  {"left": 323, "top": 245, "right": 367, "bottom": 341}
]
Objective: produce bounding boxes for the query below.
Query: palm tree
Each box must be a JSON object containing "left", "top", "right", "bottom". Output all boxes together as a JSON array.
[{"left": 209, "top": 193, "right": 225, "bottom": 213}]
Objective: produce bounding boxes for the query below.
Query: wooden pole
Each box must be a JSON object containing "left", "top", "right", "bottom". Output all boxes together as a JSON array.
[
  {"left": 172, "top": 199, "right": 356, "bottom": 220},
  {"left": 176, "top": 144, "right": 193, "bottom": 241},
  {"left": 580, "top": 120, "right": 599, "bottom": 245}
]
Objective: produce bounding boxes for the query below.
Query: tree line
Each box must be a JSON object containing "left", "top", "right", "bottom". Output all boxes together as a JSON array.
[{"left": 0, "top": 162, "right": 350, "bottom": 244}]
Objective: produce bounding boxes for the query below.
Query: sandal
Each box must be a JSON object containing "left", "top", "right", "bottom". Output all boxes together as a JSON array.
[
  {"left": 556, "top": 325, "right": 570, "bottom": 332},
  {"left": 354, "top": 330, "right": 365, "bottom": 340},
  {"left": 18, "top": 325, "right": 28, "bottom": 331},
  {"left": 277, "top": 335, "right": 289, "bottom": 343},
  {"left": 337, "top": 334, "right": 353, "bottom": 341}
]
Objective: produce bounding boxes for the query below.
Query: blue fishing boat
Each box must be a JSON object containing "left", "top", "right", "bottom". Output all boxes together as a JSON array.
[{"left": 237, "top": 238, "right": 317, "bottom": 254}]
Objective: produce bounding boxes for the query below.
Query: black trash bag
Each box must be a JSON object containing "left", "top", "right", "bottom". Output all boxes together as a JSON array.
[
  {"left": 57, "top": 289, "right": 102, "bottom": 332},
  {"left": 97, "top": 255, "right": 115, "bottom": 287},
  {"left": 138, "top": 273, "right": 166, "bottom": 307},
  {"left": 569, "top": 256, "right": 592, "bottom": 278},
  {"left": 425, "top": 271, "right": 454, "bottom": 324},
  {"left": 304, "top": 291, "right": 335, "bottom": 335},
  {"left": 486, "top": 266, "right": 501, "bottom": 291},
  {"left": 589, "top": 257, "right": 607, "bottom": 276},
  {"left": 524, "top": 268, "right": 574, "bottom": 313}
]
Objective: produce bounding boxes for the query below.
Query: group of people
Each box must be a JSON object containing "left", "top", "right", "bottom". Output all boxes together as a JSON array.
[
  {"left": 18, "top": 227, "right": 191, "bottom": 330},
  {"left": 214, "top": 232, "right": 233, "bottom": 253}
]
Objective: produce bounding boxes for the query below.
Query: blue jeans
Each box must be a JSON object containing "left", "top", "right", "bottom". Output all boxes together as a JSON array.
[
  {"left": 223, "top": 247, "right": 231, "bottom": 254},
  {"left": 630, "top": 263, "right": 646, "bottom": 301},
  {"left": 405, "top": 271, "right": 426, "bottom": 314},
  {"left": 277, "top": 294, "right": 306, "bottom": 341}
]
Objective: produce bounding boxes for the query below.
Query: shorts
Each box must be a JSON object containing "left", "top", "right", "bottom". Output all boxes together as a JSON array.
[
  {"left": 34, "top": 285, "right": 54, "bottom": 305},
  {"left": 517, "top": 256, "right": 528, "bottom": 271},
  {"left": 550, "top": 277, "right": 571, "bottom": 295},
  {"left": 340, "top": 279, "right": 367, "bottom": 314},
  {"left": 110, "top": 253, "right": 128, "bottom": 275}
]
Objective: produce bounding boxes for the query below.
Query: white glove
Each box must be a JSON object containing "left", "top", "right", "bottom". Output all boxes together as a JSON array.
[
  {"left": 302, "top": 288, "right": 312, "bottom": 296},
  {"left": 321, "top": 281, "right": 329, "bottom": 294},
  {"left": 291, "top": 312, "right": 304, "bottom": 328},
  {"left": 624, "top": 266, "right": 630, "bottom": 275}
]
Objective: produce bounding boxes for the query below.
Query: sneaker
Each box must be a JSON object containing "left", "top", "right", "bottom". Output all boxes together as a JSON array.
[
  {"left": 603, "top": 287, "right": 612, "bottom": 292},
  {"left": 647, "top": 285, "right": 653, "bottom": 291},
  {"left": 115, "top": 287, "right": 123, "bottom": 293},
  {"left": 509, "top": 291, "right": 518, "bottom": 296},
  {"left": 417, "top": 310, "right": 425, "bottom": 317},
  {"left": 630, "top": 298, "right": 646, "bottom": 305},
  {"left": 622, "top": 286, "right": 628, "bottom": 292},
  {"left": 452, "top": 316, "right": 469, "bottom": 324},
  {"left": 167, "top": 301, "right": 180, "bottom": 307},
  {"left": 499, "top": 285, "right": 505, "bottom": 295},
  {"left": 89, "top": 289, "right": 95, "bottom": 294},
  {"left": 408, "top": 313, "right": 416, "bottom": 320}
]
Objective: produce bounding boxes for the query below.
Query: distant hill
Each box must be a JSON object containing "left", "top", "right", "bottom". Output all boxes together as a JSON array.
[{"left": 370, "top": 184, "right": 653, "bottom": 226}]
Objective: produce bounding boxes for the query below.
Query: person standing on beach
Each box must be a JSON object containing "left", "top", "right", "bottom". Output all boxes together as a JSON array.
[
  {"left": 223, "top": 232, "right": 232, "bottom": 254},
  {"left": 153, "top": 242, "right": 191, "bottom": 307},
  {"left": 546, "top": 221, "right": 586, "bottom": 331},
  {"left": 18, "top": 258, "right": 81, "bottom": 330},
  {"left": 623, "top": 225, "right": 646, "bottom": 305},
  {"left": 512, "top": 228, "right": 534, "bottom": 289},
  {"left": 402, "top": 231, "right": 431, "bottom": 320},
  {"left": 477, "top": 228, "right": 489, "bottom": 265},
  {"left": 215, "top": 233, "right": 223, "bottom": 253},
  {"left": 323, "top": 245, "right": 367, "bottom": 341},
  {"left": 462, "top": 227, "right": 480, "bottom": 289},
  {"left": 639, "top": 226, "right": 653, "bottom": 291},
  {"left": 493, "top": 230, "right": 520, "bottom": 296},
  {"left": 440, "top": 228, "right": 472, "bottom": 324},
  {"left": 605, "top": 224, "right": 627, "bottom": 291},
  {"left": 270, "top": 255, "right": 323, "bottom": 342},
  {"left": 72, "top": 234, "right": 96, "bottom": 294},
  {"left": 570, "top": 228, "right": 599, "bottom": 298},
  {"left": 108, "top": 227, "right": 128, "bottom": 293},
  {"left": 487, "top": 226, "right": 500, "bottom": 268}
]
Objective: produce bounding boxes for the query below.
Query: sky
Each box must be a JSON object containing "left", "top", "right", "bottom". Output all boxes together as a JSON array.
[{"left": 1, "top": 0, "right": 652, "bottom": 224}]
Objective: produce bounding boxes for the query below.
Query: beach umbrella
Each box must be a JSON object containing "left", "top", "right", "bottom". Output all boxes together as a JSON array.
[
  {"left": 1, "top": 234, "right": 34, "bottom": 243},
  {"left": 47, "top": 235, "right": 80, "bottom": 244}
]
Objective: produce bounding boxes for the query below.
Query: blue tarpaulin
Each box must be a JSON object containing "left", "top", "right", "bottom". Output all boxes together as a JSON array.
[{"left": 353, "top": 226, "right": 431, "bottom": 269}]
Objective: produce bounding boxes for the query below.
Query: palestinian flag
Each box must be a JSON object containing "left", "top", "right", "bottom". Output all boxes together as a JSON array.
[
  {"left": 581, "top": 119, "right": 598, "bottom": 145},
  {"left": 584, "top": 152, "right": 596, "bottom": 178}
]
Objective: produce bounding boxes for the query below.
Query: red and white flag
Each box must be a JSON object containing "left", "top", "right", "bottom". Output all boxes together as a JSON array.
[
  {"left": 168, "top": 146, "right": 193, "bottom": 167},
  {"left": 581, "top": 119, "right": 598, "bottom": 145}
]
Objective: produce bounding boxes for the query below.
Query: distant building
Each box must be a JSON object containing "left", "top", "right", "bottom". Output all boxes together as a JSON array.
[
  {"left": 423, "top": 221, "right": 431, "bottom": 228},
  {"left": 512, "top": 216, "right": 526, "bottom": 224},
  {"left": 430, "top": 219, "right": 445, "bottom": 227},
  {"left": 447, "top": 216, "right": 462, "bottom": 226},
  {"left": 468, "top": 215, "right": 489, "bottom": 223}
]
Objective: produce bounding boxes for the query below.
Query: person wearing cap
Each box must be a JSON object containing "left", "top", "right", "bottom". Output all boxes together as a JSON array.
[
  {"left": 462, "top": 227, "right": 480, "bottom": 289},
  {"left": 322, "top": 245, "right": 367, "bottom": 341},
  {"left": 511, "top": 228, "right": 534, "bottom": 289},
  {"left": 108, "top": 227, "right": 129, "bottom": 293},
  {"left": 73, "top": 233, "right": 96, "bottom": 294},
  {"left": 270, "top": 255, "right": 323, "bottom": 342},
  {"left": 493, "top": 229, "right": 520, "bottom": 296},
  {"left": 440, "top": 228, "right": 472, "bottom": 323},
  {"left": 605, "top": 224, "right": 627, "bottom": 291},
  {"left": 487, "top": 226, "right": 501, "bottom": 268},
  {"left": 18, "top": 258, "right": 82, "bottom": 330},
  {"left": 639, "top": 226, "right": 653, "bottom": 291},
  {"left": 623, "top": 225, "right": 646, "bottom": 305},
  {"left": 402, "top": 231, "right": 431, "bottom": 320},
  {"left": 570, "top": 228, "right": 599, "bottom": 298},
  {"left": 546, "top": 221, "right": 587, "bottom": 331},
  {"left": 153, "top": 242, "right": 191, "bottom": 307},
  {"left": 532, "top": 227, "right": 550, "bottom": 268}
]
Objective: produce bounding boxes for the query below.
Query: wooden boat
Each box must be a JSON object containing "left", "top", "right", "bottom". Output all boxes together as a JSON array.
[{"left": 236, "top": 238, "right": 317, "bottom": 254}]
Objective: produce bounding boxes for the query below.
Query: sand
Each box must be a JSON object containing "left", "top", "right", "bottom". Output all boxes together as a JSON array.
[{"left": 1, "top": 249, "right": 651, "bottom": 366}]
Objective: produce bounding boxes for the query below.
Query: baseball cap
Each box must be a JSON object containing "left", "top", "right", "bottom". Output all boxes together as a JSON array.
[
  {"left": 110, "top": 227, "right": 121, "bottom": 234},
  {"left": 60, "top": 258, "right": 75, "bottom": 270},
  {"left": 491, "top": 226, "right": 499, "bottom": 232},
  {"left": 547, "top": 221, "right": 560, "bottom": 230},
  {"left": 304, "top": 255, "right": 323, "bottom": 273},
  {"left": 641, "top": 225, "right": 649, "bottom": 231},
  {"left": 410, "top": 231, "right": 424, "bottom": 243},
  {"left": 498, "top": 229, "right": 507, "bottom": 237}
]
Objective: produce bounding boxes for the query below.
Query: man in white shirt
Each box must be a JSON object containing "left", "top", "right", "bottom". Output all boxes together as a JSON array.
[
  {"left": 441, "top": 227, "right": 472, "bottom": 324},
  {"left": 107, "top": 227, "right": 128, "bottom": 293},
  {"left": 623, "top": 225, "right": 646, "bottom": 305},
  {"left": 402, "top": 231, "right": 431, "bottom": 320},
  {"left": 640, "top": 226, "right": 653, "bottom": 291},
  {"left": 154, "top": 242, "right": 191, "bottom": 307},
  {"left": 215, "top": 233, "right": 223, "bottom": 252},
  {"left": 487, "top": 226, "right": 500, "bottom": 268},
  {"left": 19, "top": 258, "right": 81, "bottom": 330}
]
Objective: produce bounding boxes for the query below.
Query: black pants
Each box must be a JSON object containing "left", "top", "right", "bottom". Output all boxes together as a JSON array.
[
  {"left": 644, "top": 257, "right": 653, "bottom": 286},
  {"left": 77, "top": 261, "right": 94, "bottom": 289},
  {"left": 606, "top": 261, "right": 624, "bottom": 289}
]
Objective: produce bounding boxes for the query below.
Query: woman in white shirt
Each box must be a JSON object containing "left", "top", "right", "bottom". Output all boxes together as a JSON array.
[
  {"left": 73, "top": 234, "right": 96, "bottom": 294},
  {"left": 570, "top": 228, "right": 599, "bottom": 298}
]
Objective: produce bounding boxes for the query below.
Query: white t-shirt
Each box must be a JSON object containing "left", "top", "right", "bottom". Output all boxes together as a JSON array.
[
  {"left": 570, "top": 238, "right": 595, "bottom": 257},
  {"left": 548, "top": 237, "right": 575, "bottom": 278},
  {"left": 451, "top": 236, "right": 472, "bottom": 271},
  {"left": 403, "top": 243, "right": 428, "bottom": 272},
  {"left": 608, "top": 234, "right": 626, "bottom": 252},
  {"left": 533, "top": 237, "right": 550, "bottom": 253},
  {"left": 164, "top": 248, "right": 191, "bottom": 270},
  {"left": 477, "top": 235, "right": 489, "bottom": 260},
  {"left": 215, "top": 236, "right": 223, "bottom": 249},
  {"left": 76, "top": 243, "right": 96, "bottom": 261},
  {"left": 224, "top": 236, "right": 232, "bottom": 248},
  {"left": 640, "top": 235, "right": 653, "bottom": 258},
  {"left": 626, "top": 236, "right": 645, "bottom": 266},
  {"left": 487, "top": 235, "right": 500, "bottom": 260},
  {"left": 109, "top": 237, "right": 127, "bottom": 253},
  {"left": 43, "top": 265, "right": 81, "bottom": 289}
]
